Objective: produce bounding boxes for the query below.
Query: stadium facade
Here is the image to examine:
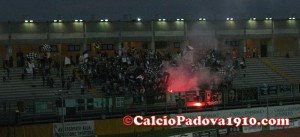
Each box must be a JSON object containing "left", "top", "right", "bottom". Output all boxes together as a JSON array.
[
  {"left": 0, "top": 19, "right": 300, "bottom": 63},
  {"left": 1, "top": 19, "right": 300, "bottom": 137}
]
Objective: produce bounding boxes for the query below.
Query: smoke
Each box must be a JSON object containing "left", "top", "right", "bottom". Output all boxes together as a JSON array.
[
  {"left": 164, "top": 60, "right": 221, "bottom": 92},
  {"left": 164, "top": 52, "right": 222, "bottom": 92},
  {"left": 163, "top": 26, "right": 227, "bottom": 92}
]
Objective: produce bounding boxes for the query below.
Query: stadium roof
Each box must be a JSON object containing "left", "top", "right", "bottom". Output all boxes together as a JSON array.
[{"left": 0, "top": 0, "right": 299, "bottom": 21}]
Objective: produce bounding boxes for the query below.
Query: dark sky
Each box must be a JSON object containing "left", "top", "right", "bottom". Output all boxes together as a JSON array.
[{"left": 0, "top": 0, "right": 299, "bottom": 21}]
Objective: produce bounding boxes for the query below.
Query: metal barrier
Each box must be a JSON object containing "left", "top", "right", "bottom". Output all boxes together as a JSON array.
[{"left": 0, "top": 84, "right": 300, "bottom": 126}]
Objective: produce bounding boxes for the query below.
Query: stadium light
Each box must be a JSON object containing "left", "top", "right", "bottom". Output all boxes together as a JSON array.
[
  {"left": 75, "top": 19, "right": 78, "bottom": 22},
  {"left": 250, "top": 18, "right": 256, "bottom": 21},
  {"left": 181, "top": 19, "right": 184, "bottom": 21},
  {"left": 226, "top": 17, "right": 233, "bottom": 21},
  {"left": 104, "top": 19, "right": 108, "bottom": 22},
  {"left": 24, "top": 19, "right": 34, "bottom": 23},
  {"left": 137, "top": 18, "right": 141, "bottom": 21},
  {"left": 176, "top": 19, "right": 180, "bottom": 21},
  {"left": 199, "top": 18, "right": 206, "bottom": 21},
  {"left": 289, "top": 17, "right": 296, "bottom": 20},
  {"left": 54, "top": 19, "right": 62, "bottom": 23},
  {"left": 79, "top": 19, "right": 83, "bottom": 22},
  {"left": 265, "top": 17, "right": 272, "bottom": 20}
]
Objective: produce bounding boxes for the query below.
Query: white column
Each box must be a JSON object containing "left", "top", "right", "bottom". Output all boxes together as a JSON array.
[
  {"left": 116, "top": 42, "right": 122, "bottom": 56},
  {"left": 7, "top": 22, "right": 12, "bottom": 61},
  {"left": 215, "top": 38, "right": 222, "bottom": 51},
  {"left": 151, "top": 40, "right": 155, "bottom": 53},
  {"left": 83, "top": 22, "right": 87, "bottom": 52},
  {"left": 181, "top": 40, "right": 188, "bottom": 55},
  {"left": 297, "top": 38, "right": 300, "bottom": 56},
  {"left": 267, "top": 38, "right": 274, "bottom": 57},
  {"left": 82, "top": 43, "right": 87, "bottom": 52},
  {"left": 147, "top": 41, "right": 155, "bottom": 55},
  {"left": 240, "top": 39, "right": 247, "bottom": 58},
  {"left": 6, "top": 45, "right": 12, "bottom": 60},
  {"left": 150, "top": 20, "right": 155, "bottom": 55}
]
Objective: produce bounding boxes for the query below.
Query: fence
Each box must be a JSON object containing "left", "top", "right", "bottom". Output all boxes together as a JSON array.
[{"left": 0, "top": 84, "right": 300, "bottom": 125}]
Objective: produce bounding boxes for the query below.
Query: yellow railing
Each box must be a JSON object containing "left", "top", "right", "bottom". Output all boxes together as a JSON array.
[{"left": 261, "top": 58, "right": 298, "bottom": 85}]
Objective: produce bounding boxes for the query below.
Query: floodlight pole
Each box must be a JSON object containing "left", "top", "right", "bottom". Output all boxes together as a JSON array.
[
  {"left": 263, "top": 83, "right": 269, "bottom": 119},
  {"left": 59, "top": 43, "right": 65, "bottom": 137},
  {"left": 61, "top": 94, "right": 65, "bottom": 137}
]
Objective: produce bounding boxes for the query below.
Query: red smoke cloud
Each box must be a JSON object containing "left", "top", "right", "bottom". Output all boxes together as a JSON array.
[
  {"left": 166, "top": 63, "right": 199, "bottom": 92},
  {"left": 164, "top": 59, "right": 220, "bottom": 93}
]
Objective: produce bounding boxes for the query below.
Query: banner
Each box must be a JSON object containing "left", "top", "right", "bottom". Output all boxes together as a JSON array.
[
  {"left": 53, "top": 120, "right": 94, "bottom": 137},
  {"left": 259, "top": 87, "right": 268, "bottom": 96},
  {"left": 170, "top": 104, "right": 300, "bottom": 128},
  {"left": 198, "top": 131, "right": 210, "bottom": 137},
  {"left": 279, "top": 85, "right": 292, "bottom": 96},
  {"left": 237, "top": 88, "right": 258, "bottom": 102},
  {"left": 259, "top": 86, "right": 278, "bottom": 96},
  {"left": 284, "top": 119, "right": 299, "bottom": 129},
  {"left": 169, "top": 133, "right": 193, "bottom": 137},
  {"left": 269, "top": 126, "right": 283, "bottom": 130},
  {"left": 217, "top": 128, "right": 228, "bottom": 136},
  {"left": 268, "top": 105, "right": 300, "bottom": 118},
  {"left": 268, "top": 86, "right": 278, "bottom": 95},
  {"left": 169, "top": 130, "right": 216, "bottom": 137},
  {"left": 228, "top": 126, "right": 241, "bottom": 133},
  {"left": 242, "top": 125, "right": 262, "bottom": 133}
]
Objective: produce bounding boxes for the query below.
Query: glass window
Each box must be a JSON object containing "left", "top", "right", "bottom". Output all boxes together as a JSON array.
[
  {"left": 68, "top": 45, "right": 81, "bottom": 51},
  {"left": 107, "top": 44, "right": 113, "bottom": 50},
  {"left": 101, "top": 44, "right": 114, "bottom": 50},
  {"left": 174, "top": 42, "right": 181, "bottom": 48},
  {"left": 51, "top": 45, "right": 58, "bottom": 52},
  {"left": 116, "top": 97, "right": 124, "bottom": 107},
  {"left": 68, "top": 45, "right": 75, "bottom": 51},
  {"left": 75, "top": 45, "right": 80, "bottom": 51}
]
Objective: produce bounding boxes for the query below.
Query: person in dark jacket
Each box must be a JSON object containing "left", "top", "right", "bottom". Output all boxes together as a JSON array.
[{"left": 80, "top": 86, "right": 84, "bottom": 95}]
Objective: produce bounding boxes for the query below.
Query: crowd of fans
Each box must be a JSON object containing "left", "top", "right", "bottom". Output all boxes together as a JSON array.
[
  {"left": 1, "top": 46, "right": 245, "bottom": 104},
  {"left": 77, "top": 48, "right": 169, "bottom": 103},
  {"left": 69, "top": 47, "right": 242, "bottom": 103}
]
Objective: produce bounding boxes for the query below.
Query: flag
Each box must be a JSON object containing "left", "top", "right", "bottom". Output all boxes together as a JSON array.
[
  {"left": 95, "top": 42, "right": 101, "bottom": 49},
  {"left": 42, "top": 44, "right": 52, "bottom": 52},
  {"left": 218, "top": 68, "right": 226, "bottom": 76},
  {"left": 79, "top": 55, "right": 84, "bottom": 64},
  {"left": 80, "top": 64, "right": 87, "bottom": 72},
  {"left": 136, "top": 75, "right": 144, "bottom": 80},
  {"left": 83, "top": 50, "right": 89, "bottom": 63},
  {"left": 47, "top": 52, "right": 51, "bottom": 59},
  {"left": 26, "top": 52, "right": 37, "bottom": 61},
  {"left": 65, "top": 57, "right": 71, "bottom": 65}
]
